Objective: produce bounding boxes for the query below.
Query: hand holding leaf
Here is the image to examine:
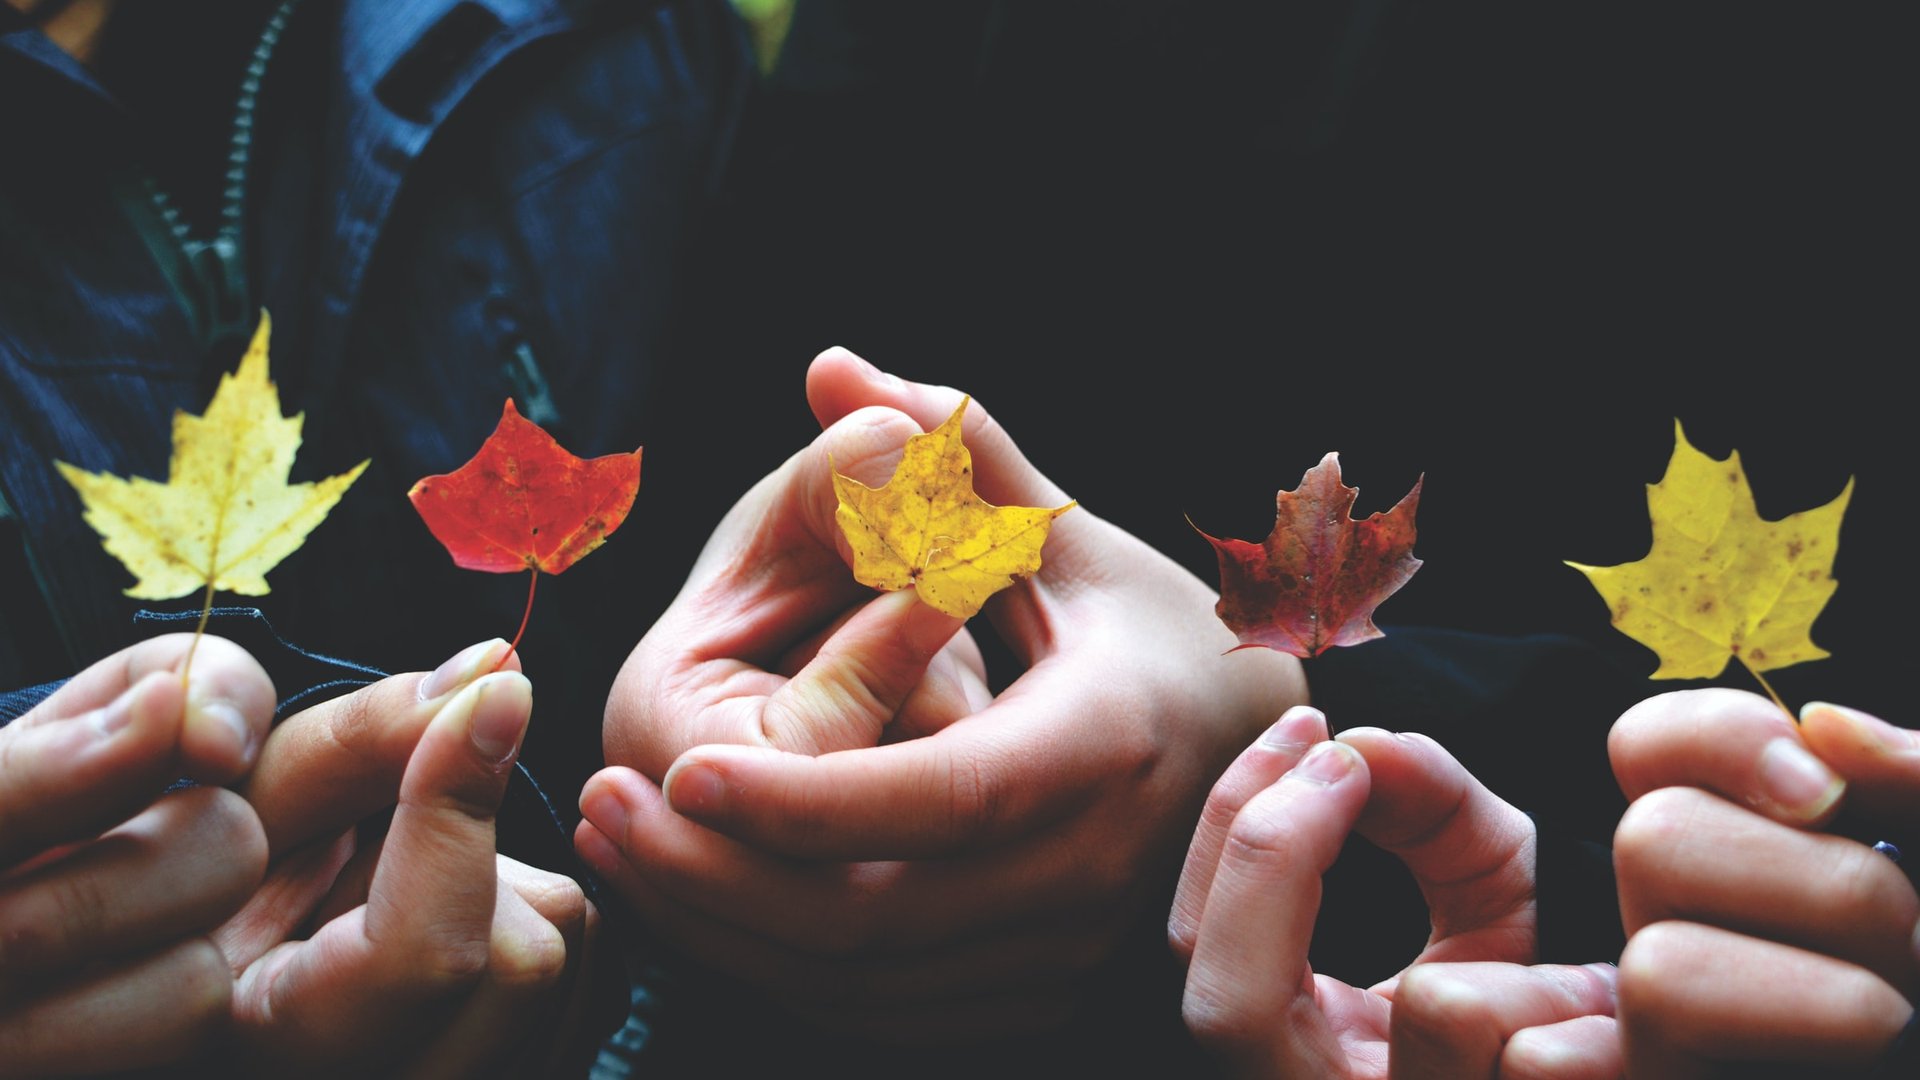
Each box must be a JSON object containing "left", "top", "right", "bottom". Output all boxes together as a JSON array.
[
  {"left": 1568, "top": 421, "right": 1852, "bottom": 712},
  {"left": 56, "top": 312, "right": 367, "bottom": 677},
  {"left": 832, "top": 397, "right": 1074, "bottom": 618}
]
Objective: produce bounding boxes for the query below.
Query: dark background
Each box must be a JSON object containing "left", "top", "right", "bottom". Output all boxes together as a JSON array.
[{"left": 667, "top": 0, "right": 1906, "bottom": 733}]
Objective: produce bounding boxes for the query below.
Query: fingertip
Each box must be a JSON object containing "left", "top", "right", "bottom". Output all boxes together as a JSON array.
[
  {"left": 463, "top": 670, "right": 532, "bottom": 766},
  {"left": 419, "top": 639, "right": 515, "bottom": 702},
  {"left": 1261, "top": 705, "right": 1327, "bottom": 748},
  {"left": 662, "top": 758, "right": 727, "bottom": 821},
  {"left": 1288, "top": 740, "right": 1365, "bottom": 787},
  {"left": 579, "top": 769, "right": 636, "bottom": 842},
  {"left": 1802, "top": 700, "right": 1916, "bottom": 758}
]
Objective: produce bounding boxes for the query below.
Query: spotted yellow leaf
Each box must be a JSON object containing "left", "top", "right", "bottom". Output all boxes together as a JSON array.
[
  {"left": 833, "top": 398, "right": 1074, "bottom": 618},
  {"left": 1567, "top": 420, "right": 1851, "bottom": 680},
  {"left": 56, "top": 312, "right": 368, "bottom": 602}
]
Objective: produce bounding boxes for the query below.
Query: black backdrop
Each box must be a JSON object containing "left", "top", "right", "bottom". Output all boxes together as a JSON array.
[{"left": 666, "top": 0, "right": 1906, "bottom": 737}]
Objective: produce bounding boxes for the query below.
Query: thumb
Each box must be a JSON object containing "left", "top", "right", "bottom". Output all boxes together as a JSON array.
[
  {"left": 1801, "top": 701, "right": 1920, "bottom": 823},
  {"left": 1337, "top": 727, "right": 1538, "bottom": 961},
  {"left": 806, "top": 347, "right": 1073, "bottom": 512},
  {"left": 756, "top": 590, "right": 963, "bottom": 756}
]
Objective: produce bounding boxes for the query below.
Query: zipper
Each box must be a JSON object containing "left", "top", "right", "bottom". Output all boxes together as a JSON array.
[{"left": 119, "top": 0, "right": 301, "bottom": 350}]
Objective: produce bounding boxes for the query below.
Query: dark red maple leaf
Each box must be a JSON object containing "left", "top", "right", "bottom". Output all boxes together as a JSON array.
[
  {"left": 1194, "top": 453, "right": 1422, "bottom": 658},
  {"left": 409, "top": 399, "right": 641, "bottom": 656}
]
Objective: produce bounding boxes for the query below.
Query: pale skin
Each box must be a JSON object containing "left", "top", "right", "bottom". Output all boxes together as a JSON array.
[
  {"left": 3, "top": 4, "right": 603, "bottom": 1070},
  {"left": 1171, "top": 705, "right": 1622, "bottom": 1080},
  {"left": 578, "top": 347, "right": 1306, "bottom": 1040},
  {"left": 1608, "top": 689, "right": 1918, "bottom": 1078},
  {"left": 0, "top": 635, "right": 602, "bottom": 1077}
]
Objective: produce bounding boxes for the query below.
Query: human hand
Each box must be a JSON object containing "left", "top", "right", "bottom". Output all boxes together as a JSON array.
[
  {"left": 0, "top": 634, "right": 274, "bottom": 1074},
  {"left": 1172, "top": 706, "right": 1621, "bottom": 1079},
  {"left": 211, "top": 640, "right": 601, "bottom": 1078},
  {"left": 580, "top": 348, "right": 1306, "bottom": 1040},
  {"left": 1610, "top": 689, "right": 1917, "bottom": 1077}
]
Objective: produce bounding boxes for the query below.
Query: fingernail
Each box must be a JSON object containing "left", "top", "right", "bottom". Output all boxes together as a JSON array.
[
  {"left": 420, "top": 639, "right": 511, "bottom": 701},
  {"left": 464, "top": 672, "right": 531, "bottom": 765},
  {"left": 665, "top": 761, "right": 726, "bottom": 818},
  {"left": 1911, "top": 916, "right": 1920, "bottom": 972},
  {"left": 845, "top": 349, "right": 903, "bottom": 387},
  {"left": 1804, "top": 701, "right": 1916, "bottom": 755},
  {"left": 188, "top": 690, "right": 255, "bottom": 764},
  {"left": 1260, "top": 705, "right": 1324, "bottom": 749},
  {"left": 1758, "top": 737, "right": 1844, "bottom": 817},
  {"left": 579, "top": 781, "right": 628, "bottom": 839},
  {"left": 90, "top": 679, "right": 145, "bottom": 737},
  {"left": 1293, "top": 741, "right": 1357, "bottom": 785},
  {"left": 1584, "top": 962, "right": 1620, "bottom": 1005}
]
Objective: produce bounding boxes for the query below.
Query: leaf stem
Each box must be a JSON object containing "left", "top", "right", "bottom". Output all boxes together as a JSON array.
[
  {"left": 1738, "top": 656, "right": 1794, "bottom": 723},
  {"left": 498, "top": 568, "right": 538, "bottom": 672},
  {"left": 181, "top": 578, "right": 216, "bottom": 686}
]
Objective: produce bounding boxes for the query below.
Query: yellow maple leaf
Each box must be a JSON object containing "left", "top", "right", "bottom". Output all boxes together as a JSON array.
[
  {"left": 55, "top": 312, "right": 368, "bottom": 605},
  {"left": 833, "top": 398, "right": 1075, "bottom": 618},
  {"left": 1567, "top": 420, "right": 1851, "bottom": 686}
]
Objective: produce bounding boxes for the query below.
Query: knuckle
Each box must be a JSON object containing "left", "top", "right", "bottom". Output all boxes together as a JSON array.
[
  {"left": 1180, "top": 979, "right": 1267, "bottom": 1051},
  {"left": 196, "top": 787, "right": 270, "bottom": 887},
  {"left": 1392, "top": 966, "right": 1491, "bottom": 1040},
  {"left": 410, "top": 935, "right": 493, "bottom": 991},
  {"left": 1617, "top": 921, "right": 1690, "bottom": 1024},
  {"left": 1613, "top": 788, "right": 1703, "bottom": 883},
  {"left": 177, "top": 938, "right": 236, "bottom": 1017},
  {"left": 491, "top": 918, "right": 570, "bottom": 991},
  {"left": 1831, "top": 843, "right": 1913, "bottom": 921},
  {"left": 943, "top": 749, "right": 999, "bottom": 845}
]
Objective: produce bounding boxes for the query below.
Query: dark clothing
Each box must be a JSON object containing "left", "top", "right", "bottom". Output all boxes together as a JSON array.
[{"left": 1, "top": 0, "right": 752, "bottom": 805}]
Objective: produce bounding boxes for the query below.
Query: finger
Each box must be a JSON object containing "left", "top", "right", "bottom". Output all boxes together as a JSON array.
[
  {"left": 241, "top": 638, "right": 515, "bottom": 853},
  {"left": 212, "top": 830, "right": 356, "bottom": 974},
  {"left": 1618, "top": 921, "right": 1912, "bottom": 1074},
  {"left": 1608, "top": 688, "right": 1844, "bottom": 826},
  {"left": 805, "top": 347, "right": 1073, "bottom": 510},
  {"left": 1169, "top": 705, "right": 1328, "bottom": 962},
  {"left": 1337, "top": 728, "right": 1537, "bottom": 960},
  {"left": 0, "top": 937, "right": 231, "bottom": 1074},
  {"left": 0, "top": 671, "right": 185, "bottom": 868},
  {"left": 14, "top": 633, "right": 274, "bottom": 785},
  {"left": 0, "top": 787, "right": 265, "bottom": 980},
  {"left": 579, "top": 767, "right": 1132, "bottom": 953},
  {"left": 363, "top": 671, "right": 529, "bottom": 968},
  {"left": 232, "top": 672, "right": 531, "bottom": 1062},
  {"left": 759, "top": 590, "right": 966, "bottom": 756},
  {"left": 887, "top": 639, "right": 994, "bottom": 743},
  {"left": 1613, "top": 786, "right": 1920, "bottom": 991},
  {"left": 1800, "top": 701, "right": 1920, "bottom": 821},
  {"left": 601, "top": 407, "right": 948, "bottom": 777},
  {"left": 495, "top": 855, "right": 588, "bottom": 942},
  {"left": 656, "top": 666, "right": 1142, "bottom": 860},
  {"left": 1180, "top": 742, "right": 1369, "bottom": 1077},
  {"left": 1500, "top": 1015, "right": 1624, "bottom": 1080},
  {"left": 401, "top": 884, "right": 569, "bottom": 1080},
  {"left": 1387, "top": 962, "right": 1618, "bottom": 1080},
  {"left": 576, "top": 819, "right": 1119, "bottom": 1008}
]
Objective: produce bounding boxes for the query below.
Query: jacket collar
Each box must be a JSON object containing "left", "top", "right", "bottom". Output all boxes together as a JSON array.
[{"left": 301, "top": 0, "right": 590, "bottom": 415}]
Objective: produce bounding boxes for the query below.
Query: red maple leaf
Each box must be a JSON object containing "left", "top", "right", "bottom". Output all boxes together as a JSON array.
[
  {"left": 1194, "top": 453, "right": 1422, "bottom": 658},
  {"left": 409, "top": 399, "right": 641, "bottom": 656}
]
